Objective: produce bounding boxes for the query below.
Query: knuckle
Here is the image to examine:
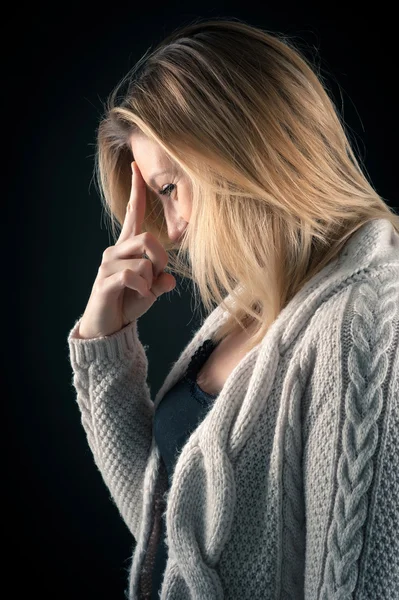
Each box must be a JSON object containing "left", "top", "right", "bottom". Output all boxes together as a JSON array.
[
  {"left": 93, "top": 278, "right": 104, "bottom": 294},
  {"left": 102, "top": 246, "right": 112, "bottom": 261},
  {"left": 121, "top": 268, "right": 131, "bottom": 284},
  {"left": 142, "top": 231, "right": 154, "bottom": 245}
]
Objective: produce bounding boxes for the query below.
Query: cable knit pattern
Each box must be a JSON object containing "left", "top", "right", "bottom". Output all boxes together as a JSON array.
[
  {"left": 280, "top": 345, "right": 312, "bottom": 597},
  {"left": 361, "top": 335, "right": 399, "bottom": 598},
  {"left": 320, "top": 276, "right": 399, "bottom": 598},
  {"left": 66, "top": 218, "right": 399, "bottom": 599}
]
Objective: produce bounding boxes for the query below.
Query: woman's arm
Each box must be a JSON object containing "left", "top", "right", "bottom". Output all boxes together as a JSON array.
[{"left": 66, "top": 315, "right": 154, "bottom": 542}]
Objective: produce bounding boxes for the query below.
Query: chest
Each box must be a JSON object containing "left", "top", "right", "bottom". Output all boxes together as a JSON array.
[{"left": 195, "top": 322, "right": 256, "bottom": 396}]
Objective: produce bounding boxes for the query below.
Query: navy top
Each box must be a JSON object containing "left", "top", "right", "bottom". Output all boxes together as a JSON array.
[{"left": 151, "top": 338, "right": 219, "bottom": 599}]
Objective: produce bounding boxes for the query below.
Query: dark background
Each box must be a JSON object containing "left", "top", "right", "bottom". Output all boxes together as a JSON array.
[{"left": 6, "top": 6, "right": 397, "bottom": 599}]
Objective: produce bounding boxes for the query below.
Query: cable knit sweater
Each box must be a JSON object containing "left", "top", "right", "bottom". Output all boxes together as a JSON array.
[{"left": 66, "top": 217, "right": 399, "bottom": 599}]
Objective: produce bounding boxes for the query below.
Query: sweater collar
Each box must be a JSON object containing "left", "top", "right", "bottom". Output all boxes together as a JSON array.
[{"left": 153, "top": 218, "right": 399, "bottom": 411}]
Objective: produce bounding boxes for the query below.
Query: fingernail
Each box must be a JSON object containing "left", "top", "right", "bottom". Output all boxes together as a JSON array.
[{"left": 131, "top": 161, "right": 135, "bottom": 173}]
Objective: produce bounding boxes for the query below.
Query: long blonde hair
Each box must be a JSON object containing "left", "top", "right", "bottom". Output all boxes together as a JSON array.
[{"left": 94, "top": 17, "right": 399, "bottom": 354}]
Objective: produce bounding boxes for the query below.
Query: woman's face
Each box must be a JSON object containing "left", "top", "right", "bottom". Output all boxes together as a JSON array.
[{"left": 129, "top": 132, "right": 192, "bottom": 243}]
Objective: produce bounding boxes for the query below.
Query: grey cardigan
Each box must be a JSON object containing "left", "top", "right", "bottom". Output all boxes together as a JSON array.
[{"left": 67, "top": 217, "right": 399, "bottom": 599}]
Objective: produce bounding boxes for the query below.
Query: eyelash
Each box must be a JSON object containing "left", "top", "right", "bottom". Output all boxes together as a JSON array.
[{"left": 158, "top": 184, "right": 175, "bottom": 197}]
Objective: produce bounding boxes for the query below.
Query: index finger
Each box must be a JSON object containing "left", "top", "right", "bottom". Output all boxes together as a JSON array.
[{"left": 116, "top": 161, "right": 147, "bottom": 246}]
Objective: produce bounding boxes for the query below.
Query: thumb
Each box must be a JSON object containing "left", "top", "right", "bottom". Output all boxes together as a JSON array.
[{"left": 151, "top": 272, "right": 176, "bottom": 295}]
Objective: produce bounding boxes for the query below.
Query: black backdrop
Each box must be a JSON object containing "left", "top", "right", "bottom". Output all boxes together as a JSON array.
[{"left": 6, "top": 6, "right": 397, "bottom": 599}]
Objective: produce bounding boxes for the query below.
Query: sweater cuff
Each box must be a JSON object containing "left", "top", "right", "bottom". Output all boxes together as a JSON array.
[{"left": 67, "top": 316, "right": 141, "bottom": 367}]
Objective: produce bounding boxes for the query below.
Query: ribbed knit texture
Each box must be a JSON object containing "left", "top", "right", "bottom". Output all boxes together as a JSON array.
[{"left": 66, "top": 218, "right": 399, "bottom": 599}]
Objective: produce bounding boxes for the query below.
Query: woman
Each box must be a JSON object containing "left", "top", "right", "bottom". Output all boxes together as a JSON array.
[{"left": 67, "top": 17, "right": 399, "bottom": 599}]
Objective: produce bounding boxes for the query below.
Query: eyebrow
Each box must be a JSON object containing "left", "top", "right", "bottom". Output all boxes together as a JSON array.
[{"left": 149, "top": 169, "right": 173, "bottom": 188}]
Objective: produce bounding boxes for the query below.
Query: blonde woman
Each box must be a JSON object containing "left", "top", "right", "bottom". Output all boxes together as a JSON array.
[{"left": 67, "top": 17, "right": 399, "bottom": 600}]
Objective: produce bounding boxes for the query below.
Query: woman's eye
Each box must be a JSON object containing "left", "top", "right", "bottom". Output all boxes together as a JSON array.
[{"left": 159, "top": 184, "right": 176, "bottom": 198}]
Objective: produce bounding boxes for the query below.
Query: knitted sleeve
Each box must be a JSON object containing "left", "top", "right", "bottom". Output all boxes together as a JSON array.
[
  {"left": 302, "top": 273, "right": 399, "bottom": 598},
  {"left": 66, "top": 315, "right": 154, "bottom": 542}
]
